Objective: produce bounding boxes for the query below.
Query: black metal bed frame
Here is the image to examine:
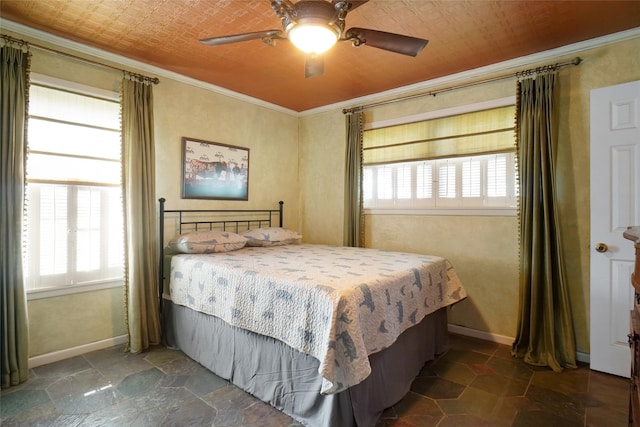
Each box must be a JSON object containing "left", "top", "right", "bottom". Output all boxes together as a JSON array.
[{"left": 158, "top": 198, "right": 284, "bottom": 308}]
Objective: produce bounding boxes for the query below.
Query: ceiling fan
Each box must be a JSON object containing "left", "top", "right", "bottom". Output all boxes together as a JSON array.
[{"left": 199, "top": 0, "right": 428, "bottom": 78}]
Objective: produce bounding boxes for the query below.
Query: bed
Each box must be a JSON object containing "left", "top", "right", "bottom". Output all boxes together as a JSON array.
[{"left": 158, "top": 199, "right": 466, "bottom": 427}]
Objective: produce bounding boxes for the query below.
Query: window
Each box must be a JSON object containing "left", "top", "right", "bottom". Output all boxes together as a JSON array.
[
  {"left": 362, "top": 99, "right": 517, "bottom": 214},
  {"left": 363, "top": 153, "right": 517, "bottom": 210},
  {"left": 24, "top": 79, "right": 123, "bottom": 296}
]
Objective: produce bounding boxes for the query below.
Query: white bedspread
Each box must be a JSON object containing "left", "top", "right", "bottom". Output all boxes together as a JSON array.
[{"left": 169, "top": 244, "right": 466, "bottom": 394}]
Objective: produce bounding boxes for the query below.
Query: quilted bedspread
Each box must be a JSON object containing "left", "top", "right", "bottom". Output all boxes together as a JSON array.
[{"left": 169, "top": 244, "right": 466, "bottom": 394}]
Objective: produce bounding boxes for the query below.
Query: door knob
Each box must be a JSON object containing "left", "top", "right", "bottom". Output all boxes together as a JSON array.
[{"left": 595, "top": 243, "right": 608, "bottom": 253}]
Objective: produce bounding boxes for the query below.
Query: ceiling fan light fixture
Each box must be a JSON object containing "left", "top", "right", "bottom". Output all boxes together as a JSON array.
[
  {"left": 288, "top": 23, "right": 339, "bottom": 54},
  {"left": 201, "top": 0, "right": 429, "bottom": 79}
]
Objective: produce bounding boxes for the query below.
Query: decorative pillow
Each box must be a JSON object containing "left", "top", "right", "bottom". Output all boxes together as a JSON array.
[
  {"left": 242, "top": 227, "right": 302, "bottom": 247},
  {"left": 168, "top": 230, "right": 247, "bottom": 254}
]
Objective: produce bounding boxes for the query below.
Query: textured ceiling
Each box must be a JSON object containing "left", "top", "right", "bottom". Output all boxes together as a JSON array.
[{"left": 2, "top": 0, "right": 639, "bottom": 112}]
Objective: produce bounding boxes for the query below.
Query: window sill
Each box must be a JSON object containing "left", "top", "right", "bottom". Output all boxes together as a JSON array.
[
  {"left": 365, "top": 208, "right": 517, "bottom": 217},
  {"left": 26, "top": 279, "right": 123, "bottom": 301}
]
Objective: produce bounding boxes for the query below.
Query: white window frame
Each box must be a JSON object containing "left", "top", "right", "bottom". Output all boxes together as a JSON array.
[
  {"left": 25, "top": 74, "right": 123, "bottom": 300},
  {"left": 364, "top": 153, "right": 517, "bottom": 214},
  {"left": 363, "top": 97, "right": 517, "bottom": 217}
]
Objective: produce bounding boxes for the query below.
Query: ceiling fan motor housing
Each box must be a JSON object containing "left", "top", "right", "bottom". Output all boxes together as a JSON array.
[{"left": 273, "top": 0, "right": 345, "bottom": 40}]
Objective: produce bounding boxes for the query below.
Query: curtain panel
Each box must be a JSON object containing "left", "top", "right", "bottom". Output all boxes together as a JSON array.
[
  {"left": 121, "top": 75, "right": 161, "bottom": 353},
  {"left": 344, "top": 112, "right": 364, "bottom": 247},
  {"left": 512, "top": 73, "right": 577, "bottom": 371},
  {"left": 1, "top": 41, "right": 30, "bottom": 388}
]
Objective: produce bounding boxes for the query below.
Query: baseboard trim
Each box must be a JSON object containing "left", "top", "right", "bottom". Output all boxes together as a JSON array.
[
  {"left": 447, "top": 324, "right": 590, "bottom": 364},
  {"left": 448, "top": 323, "right": 514, "bottom": 346},
  {"left": 28, "top": 328, "right": 591, "bottom": 368},
  {"left": 576, "top": 351, "right": 590, "bottom": 364},
  {"left": 28, "top": 335, "right": 128, "bottom": 368}
]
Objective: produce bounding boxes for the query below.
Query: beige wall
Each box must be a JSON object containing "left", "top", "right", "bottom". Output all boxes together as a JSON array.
[
  {"left": 153, "top": 78, "right": 301, "bottom": 245},
  {"left": 299, "top": 36, "right": 640, "bottom": 354},
  {"left": 364, "top": 215, "right": 519, "bottom": 338},
  {"left": 299, "top": 111, "right": 347, "bottom": 245},
  {"left": 554, "top": 37, "right": 640, "bottom": 353},
  {"left": 11, "top": 25, "right": 640, "bottom": 358},
  {"left": 18, "top": 33, "right": 300, "bottom": 357},
  {"left": 362, "top": 78, "right": 521, "bottom": 340},
  {"left": 27, "top": 287, "right": 126, "bottom": 356}
]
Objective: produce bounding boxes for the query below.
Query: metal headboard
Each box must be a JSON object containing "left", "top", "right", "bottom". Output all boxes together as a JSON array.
[{"left": 158, "top": 198, "right": 284, "bottom": 311}]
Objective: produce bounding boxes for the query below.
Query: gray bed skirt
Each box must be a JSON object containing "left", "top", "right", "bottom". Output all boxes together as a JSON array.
[{"left": 163, "top": 301, "right": 449, "bottom": 427}]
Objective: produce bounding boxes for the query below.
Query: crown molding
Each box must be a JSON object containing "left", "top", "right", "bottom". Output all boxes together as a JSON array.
[
  {"left": 0, "top": 18, "right": 300, "bottom": 117},
  {"left": 2, "top": 18, "right": 639, "bottom": 118},
  {"left": 302, "top": 26, "right": 640, "bottom": 116}
]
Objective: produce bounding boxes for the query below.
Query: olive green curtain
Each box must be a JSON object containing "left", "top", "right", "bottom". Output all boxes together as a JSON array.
[
  {"left": 344, "top": 112, "right": 363, "bottom": 247},
  {"left": 512, "top": 73, "right": 577, "bottom": 371},
  {"left": 121, "top": 75, "right": 161, "bottom": 353},
  {"left": 1, "top": 41, "right": 30, "bottom": 388}
]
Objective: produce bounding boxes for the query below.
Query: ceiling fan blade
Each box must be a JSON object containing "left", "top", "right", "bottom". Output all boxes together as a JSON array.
[
  {"left": 346, "top": 0, "right": 369, "bottom": 11},
  {"left": 344, "top": 27, "right": 428, "bottom": 57},
  {"left": 305, "top": 53, "right": 324, "bottom": 78},
  {"left": 199, "top": 30, "right": 283, "bottom": 46},
  {"left": 331, "top": 0, "right": 369, "bottom": 11}
]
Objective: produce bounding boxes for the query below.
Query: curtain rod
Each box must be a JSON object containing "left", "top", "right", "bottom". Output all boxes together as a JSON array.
[
  {"left": 343, "top": 57, "right": 582, "bottom": 115},
  {"left": 1, "top": 33, "right": 159, "bottom": 85}
]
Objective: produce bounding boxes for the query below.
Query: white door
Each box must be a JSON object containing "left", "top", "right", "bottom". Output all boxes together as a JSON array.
[{"left": 590, "top": 80, "right": 640, "bottom": 377}]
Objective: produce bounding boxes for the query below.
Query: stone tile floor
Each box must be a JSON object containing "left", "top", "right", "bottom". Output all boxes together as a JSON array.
[{"left": 0, "top": 333, "right": 628, "bottom": 426}]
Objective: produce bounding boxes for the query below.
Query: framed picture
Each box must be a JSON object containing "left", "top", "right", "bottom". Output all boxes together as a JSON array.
[{"left": 181, "top": 137, "right": 249, "bottom": 200}]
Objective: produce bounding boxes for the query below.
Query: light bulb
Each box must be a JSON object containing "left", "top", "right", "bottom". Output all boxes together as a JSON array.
[{"left": 288, "top": 24, "right": 338, "bottom": 54}]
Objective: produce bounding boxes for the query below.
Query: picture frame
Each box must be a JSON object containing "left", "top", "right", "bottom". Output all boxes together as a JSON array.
[{"left": 181, "top": 137, "right": 249, "bottom": 200}]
